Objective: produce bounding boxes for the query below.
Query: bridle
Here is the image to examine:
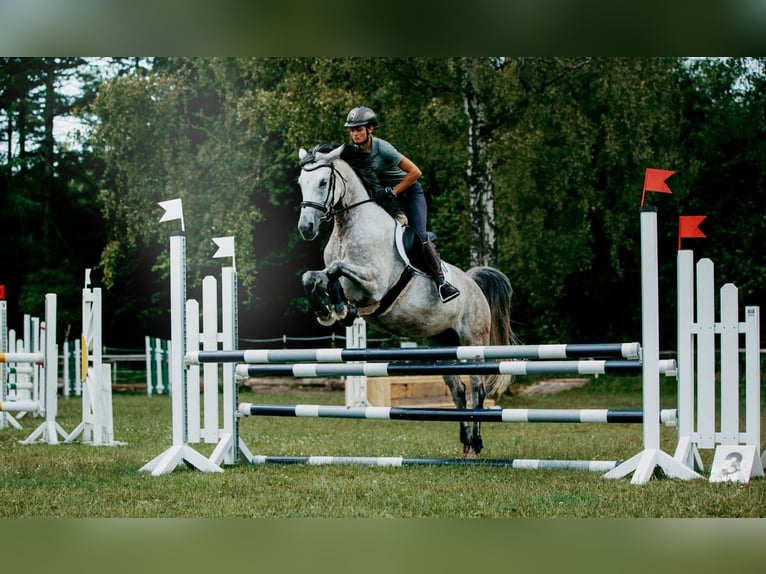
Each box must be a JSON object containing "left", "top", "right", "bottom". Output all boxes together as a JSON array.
[{"left": 300, "top": 159, "right": 378, "bottom": 221}]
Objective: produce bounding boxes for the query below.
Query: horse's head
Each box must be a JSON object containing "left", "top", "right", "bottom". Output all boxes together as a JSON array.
[{"left": 297, "top": 145, "right": 345, "bottom": 241}]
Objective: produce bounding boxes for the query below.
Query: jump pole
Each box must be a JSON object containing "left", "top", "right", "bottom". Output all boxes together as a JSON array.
[
  {"left": 239, "top": 403, "right": 678, "bottom": 425},
  {"left": 602, "top": 207, "right": 701, "bottom": 484},
  {"left": 140, "top": 202, "right": 223, "bottom": 475},
  {"left": 188, "top": 342, "right": 643, "bottom": 364},
  {"left": 234, "top": 359, "right": 677, "bottom": 379},
  {"left": 250, "top": 455, "right": 621, "bottom": 471}
]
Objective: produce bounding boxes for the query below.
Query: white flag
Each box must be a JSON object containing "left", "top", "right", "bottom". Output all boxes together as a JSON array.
[
  {"left": 212, "top": 236, "right": 235, "bottom": 259},
  {"left": 158, "top": 198, "right": 184, "bottom": 228}
]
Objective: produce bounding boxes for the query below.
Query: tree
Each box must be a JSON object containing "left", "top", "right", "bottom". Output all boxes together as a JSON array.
[
  {"left": 82, "top": 57, "right": 766, "bottom": 348},
  {"left": 0, "top": 57, "right": 105, "bottom": 330}
]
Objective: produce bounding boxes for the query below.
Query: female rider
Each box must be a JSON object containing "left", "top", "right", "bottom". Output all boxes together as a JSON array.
[{"left": 344, "top": 106, "right": 460, "bottom": 303}]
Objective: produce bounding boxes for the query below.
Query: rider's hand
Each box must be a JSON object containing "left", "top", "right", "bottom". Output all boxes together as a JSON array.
[{"left": 380, "top": 187, "right": 396, "bottom": 198}]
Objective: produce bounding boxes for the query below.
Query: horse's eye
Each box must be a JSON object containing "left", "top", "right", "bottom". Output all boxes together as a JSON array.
[{"left": 319, "top": 179, "right": 328, "bottom": 188}]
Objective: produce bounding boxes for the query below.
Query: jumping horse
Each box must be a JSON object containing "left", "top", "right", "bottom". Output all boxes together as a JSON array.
[{"left": 297, "top": 143, "right": 517, "bottom": 457}]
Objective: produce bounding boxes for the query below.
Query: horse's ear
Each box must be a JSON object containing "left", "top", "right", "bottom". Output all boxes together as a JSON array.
[
  {"left": 326, "top": 145, "right": 344, "bottom": 161},
  {"left": 299, "top": 148, "right": 308, "bottom": 160}
]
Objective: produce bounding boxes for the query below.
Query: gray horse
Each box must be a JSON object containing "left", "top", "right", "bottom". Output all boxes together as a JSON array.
[{"left": 297, "top": 143, "right": 517, "bottom": 457}]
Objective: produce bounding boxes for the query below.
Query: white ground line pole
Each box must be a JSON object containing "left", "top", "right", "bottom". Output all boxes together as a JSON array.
[
  {"left": 603, "top": 207, "right": 702, "bottom": 484},
  {"left": 140, "top": 227, "right": 223, "bottom": 475}
]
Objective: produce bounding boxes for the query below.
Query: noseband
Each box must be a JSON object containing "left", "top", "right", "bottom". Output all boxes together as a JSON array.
[{"left": 299, "top": 161, "right": 341, "bottom": 222}]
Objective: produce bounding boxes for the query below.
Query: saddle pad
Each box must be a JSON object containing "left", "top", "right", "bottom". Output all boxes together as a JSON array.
[{"left": 393, "top": 221, "right": 452, "bottom": 282}]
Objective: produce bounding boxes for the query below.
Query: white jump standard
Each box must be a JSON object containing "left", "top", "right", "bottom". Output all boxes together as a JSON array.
[{"left": 148, "top": 196, "right": 761, "bottom": 483}]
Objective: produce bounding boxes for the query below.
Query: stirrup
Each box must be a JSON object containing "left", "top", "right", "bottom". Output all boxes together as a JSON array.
[{"left": 438, "top": 282, "right": 460, "bottom": 303}]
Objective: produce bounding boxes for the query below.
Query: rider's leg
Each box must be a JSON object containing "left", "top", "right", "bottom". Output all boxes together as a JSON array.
[
  {"left": 421, "top": 239, "right": 460, "bottom": 303},
  {"left": 401, "top": 182, "right": 460, "bottom": 303}
]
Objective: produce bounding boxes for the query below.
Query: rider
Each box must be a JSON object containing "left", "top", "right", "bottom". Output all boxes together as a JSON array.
[{"left": 344, "top": 106, "right": 460, "bottom": 303}]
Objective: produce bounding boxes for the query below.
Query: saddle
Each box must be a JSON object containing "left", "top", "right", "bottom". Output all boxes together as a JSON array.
[
  {"left": 367, "top": 222, "right": 452, "bottom": 319},
  {"left": 394, "top": 222, "right": 448, "bottom": 278}
]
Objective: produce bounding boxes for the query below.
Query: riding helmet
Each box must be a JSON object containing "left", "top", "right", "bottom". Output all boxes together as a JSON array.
[{"left": 344, "top": 106, "right": 378, "bottom": 128}]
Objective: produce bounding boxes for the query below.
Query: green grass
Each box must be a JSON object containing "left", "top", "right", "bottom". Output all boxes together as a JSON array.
[{"left": 1, "top": 376, "right": 764, "bottom": 517}]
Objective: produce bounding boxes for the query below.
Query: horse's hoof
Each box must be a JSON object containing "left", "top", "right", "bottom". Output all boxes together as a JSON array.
[
  {"left": 316, "top": 314, "right": 336, "bottom": 327},
  {"left": 340, "top": 305, "right": 358, "bottom": 327},
  {"left": 472, "top": 436, "right": 484, "bottom": 455}
]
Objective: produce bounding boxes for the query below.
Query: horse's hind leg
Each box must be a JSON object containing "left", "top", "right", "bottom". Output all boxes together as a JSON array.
[
  {"left": 443, "top": 374, "right": 475, "bottom": 457},
  {"left": 468, "top": 374, "right": 487, "bottom": 455}
]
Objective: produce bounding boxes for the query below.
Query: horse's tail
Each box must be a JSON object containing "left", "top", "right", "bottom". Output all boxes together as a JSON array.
[{"left": 467, "top": 266, "right": 518, "bottom": 398}]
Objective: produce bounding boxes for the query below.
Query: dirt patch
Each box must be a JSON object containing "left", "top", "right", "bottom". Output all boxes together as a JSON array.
[
  {"left": 514, "top": 378, "right": 588, "bottom": 397},
  {"left": 242, "top": 377, "right": 589, "bottom": 397},
  {"left": 242, "top": 377, "right": 344, "bottom": 393}
]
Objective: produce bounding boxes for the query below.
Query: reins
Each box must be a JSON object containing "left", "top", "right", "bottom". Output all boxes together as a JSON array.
[{"left": 300, "top": 159, "right": 380, "bottom": 221}]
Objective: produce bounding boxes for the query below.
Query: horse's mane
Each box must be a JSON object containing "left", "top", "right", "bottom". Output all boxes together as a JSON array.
[{"left": 300, "top": 143, "right": 406, "bottom": 222}]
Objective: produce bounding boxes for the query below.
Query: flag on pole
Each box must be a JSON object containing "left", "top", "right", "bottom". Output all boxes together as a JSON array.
[
  {"left": 641, "top": 168, "right": 675, "bottom": 207},
  {"left": 0, "top": 285, "right": 5, "bottom": 300},
  {"left": 158, "top": 198, "right": 185, "bottom": 231},
  {"left": 212, "top": 236, "right": 235, "bottom": 259},
  {"left": 678, "top": 215, "right": 706, "bottom": 250},
  {"left": 212, "top": 236, "right": 236, "bottom": 270}
]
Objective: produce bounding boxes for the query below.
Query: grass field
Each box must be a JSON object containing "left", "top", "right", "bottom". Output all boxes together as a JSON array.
[{"left": 1, "top": 375, "right": 764, "bottom": 518}]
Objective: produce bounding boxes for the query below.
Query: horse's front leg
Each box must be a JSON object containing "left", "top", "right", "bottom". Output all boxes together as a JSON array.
[
  {"left": 302, "top": 270, "right": 339, "bottom": 327},
  {"left": 302, "top": 270, "right": 329, "bottom": 314},
  {"left": 323, "top": 260, "right": 381, "bottom": 322},
  {"left": 301, "top": 263, "right": 365, "bottom": 327},
  {"left": 326, "top": 267, "right": 358, "bottom": 327},
  {"left": 443, "top": 375, "right": 475, "bottom": 458},
  {"left": 468, "top": 374, "right": 487, "bottom": 456}
]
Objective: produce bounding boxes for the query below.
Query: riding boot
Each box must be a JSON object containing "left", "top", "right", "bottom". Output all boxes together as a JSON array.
[{"left": 421, "top": 240, "right": 460, "bottom": 303}]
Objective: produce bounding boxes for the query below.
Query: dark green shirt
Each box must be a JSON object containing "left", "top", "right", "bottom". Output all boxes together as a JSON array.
[{"left": 368, "top": 136, "right": 406, "bottom": 188}]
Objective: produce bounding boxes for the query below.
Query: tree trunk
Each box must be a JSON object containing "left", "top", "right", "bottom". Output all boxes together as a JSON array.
[
  {"left": 462, "top": 58, "right": 497, "bottom": 268},
  {"left": 41, "top": 59, "right": 56, "bottom": 250}
]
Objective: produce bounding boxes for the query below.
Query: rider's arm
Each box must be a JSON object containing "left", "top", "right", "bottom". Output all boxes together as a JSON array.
[{"left": 392, "top": 156, "right": 422, "bottom": 196}]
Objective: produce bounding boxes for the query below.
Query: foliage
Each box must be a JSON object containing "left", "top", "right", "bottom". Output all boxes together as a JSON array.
[
  {"left": 2, "top": 57, "right": 765, "bottom": 347},
  {"left": 0, "top": 57, "right": 105, "bottom": 328}
]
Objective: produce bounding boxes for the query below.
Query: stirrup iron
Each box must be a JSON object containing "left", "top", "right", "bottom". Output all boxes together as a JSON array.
[{"left": 439, "top": 281, "right": 460, "bottom": 303}]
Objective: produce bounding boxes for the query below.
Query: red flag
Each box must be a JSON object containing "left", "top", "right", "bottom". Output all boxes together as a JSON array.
[
  {"left": 678, "top": 215, "right": 706, "bottom": 250},
  {"left": 0, "top": 285, "right": 4, "bottom": 300},
  {"left": 641, "top": 168, "right": 675, "bottom": 206}
]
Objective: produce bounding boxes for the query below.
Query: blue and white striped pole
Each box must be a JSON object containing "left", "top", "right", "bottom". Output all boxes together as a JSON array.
[
  {"left": 238, "top": 403, "right": 678, "bottom": 425},
  {"left": 249, "top": 455, "right": 621, "bottom": 472},
  {"left": 188, "top": 342, "right": 642, "bottom": 365},
  {"left": 235, "top": 359, "right": 677, "bottom": 379}
]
